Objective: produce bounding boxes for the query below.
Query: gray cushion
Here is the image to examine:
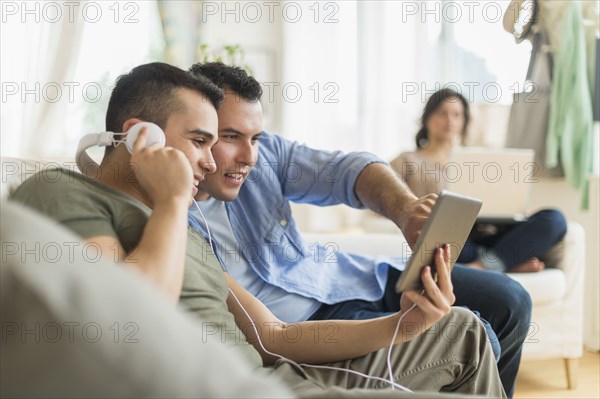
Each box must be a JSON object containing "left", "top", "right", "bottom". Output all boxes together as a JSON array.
[{"left": 0, "top": 201, "right": 293, "bottom": 398}]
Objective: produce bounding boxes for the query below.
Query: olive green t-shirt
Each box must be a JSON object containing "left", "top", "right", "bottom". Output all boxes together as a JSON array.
[{"left": 11, "top": 168, "right": 262, "bottom": 368}]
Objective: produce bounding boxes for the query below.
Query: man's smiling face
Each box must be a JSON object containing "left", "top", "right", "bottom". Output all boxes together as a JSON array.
[{"left": 196, "top": 91, "right": 263, "bottom": 201}]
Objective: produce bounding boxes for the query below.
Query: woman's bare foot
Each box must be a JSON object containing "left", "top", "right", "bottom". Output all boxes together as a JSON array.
[
  {"left": 507, "top": 258, "right": 545, "bottom": 273},
  {"left": 467, "top": 257, "right": 545, "bottom": 273},
  {"left": 466, "top": 261, "right": 487, "bottom": 270}
]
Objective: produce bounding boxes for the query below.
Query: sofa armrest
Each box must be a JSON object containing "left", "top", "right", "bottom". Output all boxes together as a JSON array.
[
  {"left": 305, "top": 222, "right": 585, "bottom": 296},
  {"left": 1, "top": 157, "right": 79, "bottom": 201},
  {"left": 539, "top": 221, "right": 586, "bottom": 294}
]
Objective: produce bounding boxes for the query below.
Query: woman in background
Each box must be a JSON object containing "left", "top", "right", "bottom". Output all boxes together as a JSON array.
[{"left": 390, "top": 89, "right": 567, "bottom": 273}]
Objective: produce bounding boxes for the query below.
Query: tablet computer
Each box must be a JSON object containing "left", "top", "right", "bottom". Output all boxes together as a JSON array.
[{"left": 395, "top": 190, "right": 482, "bottom": 293}]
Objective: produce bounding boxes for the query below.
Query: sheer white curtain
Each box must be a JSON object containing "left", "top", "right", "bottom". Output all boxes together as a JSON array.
[
  {"left": 280, "top": 2, "right": 358, "bottom": 152},
  {"left": 280, "top": 1, "right": 424, "bottom": 159},
  {"left": 280, "top": 0, "right": 534, "bottom": 158},
  {"left": 1, "top": 2, "right": 85, "bottom": 158},
  {"left": 357, "top": 0, "right": 531, "bottom": 157},
  {"left": 1, "top": 1, "right": 165, "bottom": 159},
  {"left": 356, "top": 1, "right": 426, "bottom": 160},
  {"left": 157, "top": 0, "right": 203, "bottom": 68}
]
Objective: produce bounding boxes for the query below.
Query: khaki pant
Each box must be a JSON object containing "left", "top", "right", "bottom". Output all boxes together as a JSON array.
[{"left": 267, "top": 307, "right": 506, "bottom": 398}]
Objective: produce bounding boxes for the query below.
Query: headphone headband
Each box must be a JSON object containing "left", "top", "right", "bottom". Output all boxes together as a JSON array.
[
  {"left": 75, "top": 132, "right": 117, "bottom": 177},
  {"left": 75, "top": 122, "right": 165, "bottom": 177}
]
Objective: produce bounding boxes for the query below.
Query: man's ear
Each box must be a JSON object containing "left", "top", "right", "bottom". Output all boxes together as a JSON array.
[{"left": 121, "top": 118, "right": 144, "bottom": 134}]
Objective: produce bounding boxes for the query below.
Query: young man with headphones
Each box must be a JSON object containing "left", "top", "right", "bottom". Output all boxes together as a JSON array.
[
  {"left": 15, "top": 63, "right": 222, "bottom": 303},
  {"left": 12, "top": 62, "right": 505, "bottom": 398},
  {"left": 188, "top": 62, "right": 531, "bottom": 398}
]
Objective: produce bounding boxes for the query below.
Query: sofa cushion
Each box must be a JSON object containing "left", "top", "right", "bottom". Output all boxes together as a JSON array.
[
  {"left": 1, "top": 157, "right": 78, "bottom": 201},
  {"left": 507, "top": 268, "right": 566, "bottom": 305},
  {"left": 1, "top": 201, "right": 293, "bottom": 397}
]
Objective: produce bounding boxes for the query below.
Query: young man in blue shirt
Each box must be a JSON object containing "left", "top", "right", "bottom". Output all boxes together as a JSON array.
[{"left": 188, "top": 62, "right": 531, "bottom": 398}]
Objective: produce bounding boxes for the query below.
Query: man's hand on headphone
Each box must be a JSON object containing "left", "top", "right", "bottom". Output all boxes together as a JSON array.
[{"left": 130, "top": 127, "right": 194, "bottom": 206}]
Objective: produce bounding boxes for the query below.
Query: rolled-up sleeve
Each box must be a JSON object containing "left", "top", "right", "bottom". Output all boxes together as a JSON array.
[{"left": 260, "top": 132, "right": 386, "bottom": 208}]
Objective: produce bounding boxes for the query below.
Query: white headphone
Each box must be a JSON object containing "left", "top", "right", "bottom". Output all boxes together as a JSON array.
[{"left": 75, "top": 122, "right": 166, "bottom": 177}]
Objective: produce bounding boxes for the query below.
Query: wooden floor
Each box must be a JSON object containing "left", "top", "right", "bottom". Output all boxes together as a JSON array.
[{"left": 514, "top": 350, "right": 600, "bottom": 398}]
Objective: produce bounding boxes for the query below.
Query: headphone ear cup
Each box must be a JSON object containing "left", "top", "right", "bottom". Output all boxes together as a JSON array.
[{"left": 124, "top": 122, "right": 166, "bottom": 154}]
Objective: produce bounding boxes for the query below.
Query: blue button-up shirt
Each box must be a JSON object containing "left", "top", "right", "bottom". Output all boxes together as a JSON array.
[{"left": 188, "top": 132, "right": 404, "bottom": 304}]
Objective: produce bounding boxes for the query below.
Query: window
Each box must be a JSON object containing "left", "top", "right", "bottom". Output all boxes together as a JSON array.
[
  {"left": 0, "top": 1, "right": 164, "bottom": 159},
  {"left": 65, "top": 2, "right": 165, "bottom": 160},
  {"left": 279, "top": 1, "right": 532, "bottom": 158}
]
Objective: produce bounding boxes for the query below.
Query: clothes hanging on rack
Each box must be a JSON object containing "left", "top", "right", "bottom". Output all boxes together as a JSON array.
[
  {"left": 506, "top": 26, "right": 564, "bottom": 177},
  {"left": 593, "top": 37, "right": 600, "bottom": 122},
  {"left": 546, "top": 1, "right": 594, "bottom": 200}
]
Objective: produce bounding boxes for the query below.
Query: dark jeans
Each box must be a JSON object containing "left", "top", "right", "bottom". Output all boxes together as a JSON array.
[
  {"left": 458, "top": 209, "right": 567, "bottom": 270},
  {"left": 309, "top": 264, "right": 531, "bottom": 398}
]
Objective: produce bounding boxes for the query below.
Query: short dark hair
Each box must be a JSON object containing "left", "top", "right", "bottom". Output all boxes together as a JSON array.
[
  {"left": 188, "top": 62, "right": 262, "bottom": 102},
  {"left": 105, "top": 62, "right": 224, "bottom": 150},
  {"left": 415, "top": 88, "right": 470, "bottom": 149}
]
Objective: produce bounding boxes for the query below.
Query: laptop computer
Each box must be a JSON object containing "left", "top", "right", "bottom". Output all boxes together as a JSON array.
[{"left": 446, "top": 147, "right": 536, "bottom": 222}]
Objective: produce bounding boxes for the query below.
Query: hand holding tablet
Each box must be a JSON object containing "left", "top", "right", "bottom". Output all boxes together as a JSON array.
[{"left": 395, "top": 190, "right": 483, "bottom": 293}]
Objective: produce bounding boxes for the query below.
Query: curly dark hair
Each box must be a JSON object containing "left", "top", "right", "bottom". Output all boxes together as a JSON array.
[
  {"left": 105, "top": 62, "right": 223, "bottom": 137},
  {"left": 415, "top": 88, "right": 470, "bottom": 149},
  {"left": 189, "top": 62, "right": 262, "bottom": 102}
]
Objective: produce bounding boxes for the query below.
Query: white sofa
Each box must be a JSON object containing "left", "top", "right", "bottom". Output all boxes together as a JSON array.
[{"left": 303, "top": 226, "right": 585, "bottom": 389}]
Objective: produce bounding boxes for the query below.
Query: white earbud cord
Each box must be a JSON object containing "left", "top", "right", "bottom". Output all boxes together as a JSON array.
[
  {"left": 192, "top": 199, "right": 213, "bottom": 250},
  {"left": 227, "top": 286, "right": 415, "bottom": 392},
  {"left": 386, "top": 302, "right": 417, "bottom": 390},
  {"left": 191, "top": 198, "right": 414, "bottom": 392}
]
